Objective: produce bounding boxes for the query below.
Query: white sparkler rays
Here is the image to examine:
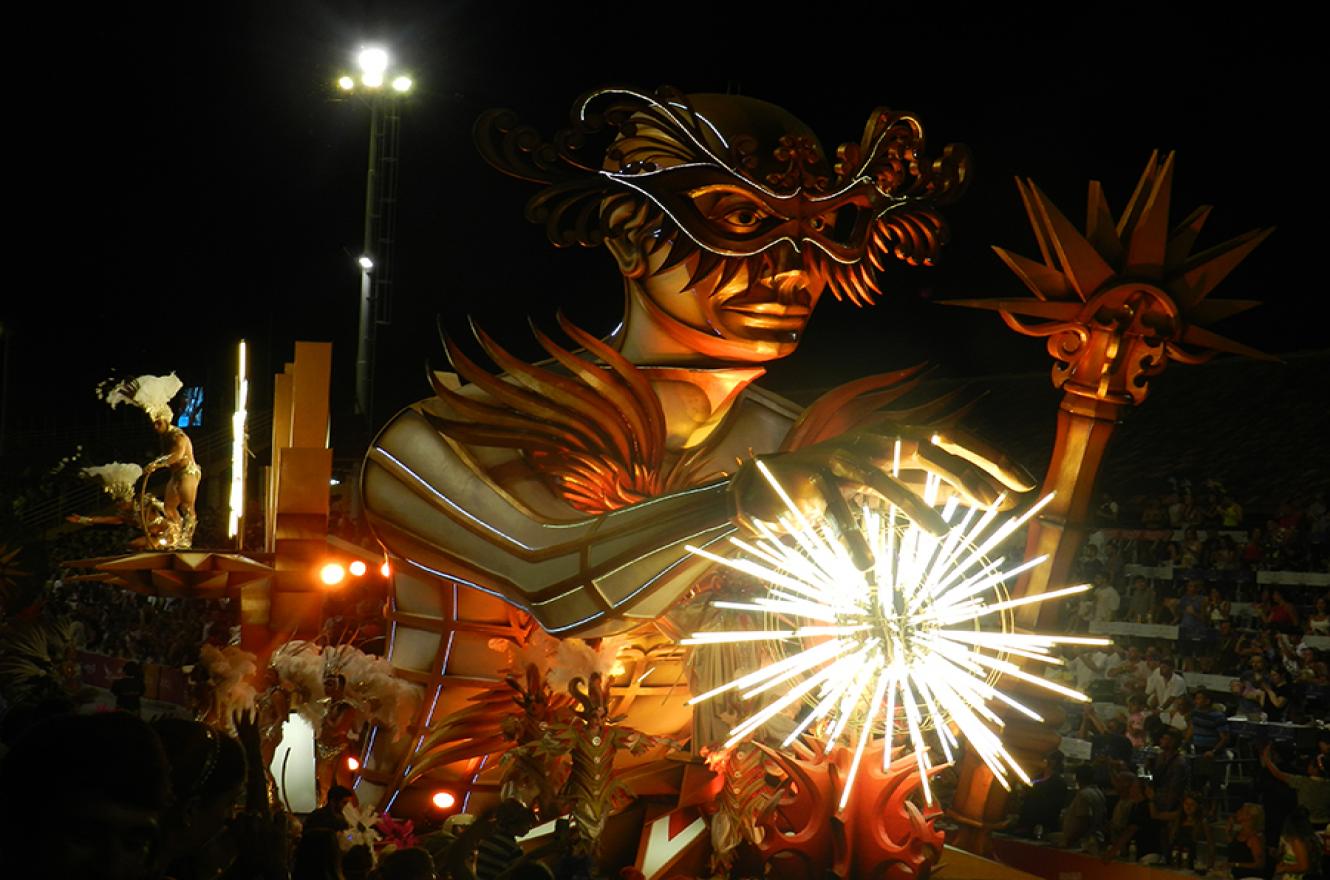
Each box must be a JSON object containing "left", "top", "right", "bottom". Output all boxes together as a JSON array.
[
  {"left": 725, "top": 642, "right": 876, "bottom": 747},
  {"left": 683, "top": 466, "right": 1100, "bottom": 809},
  {"left": 932, "top": 581, "right": 1090, "bottom": 625},
  {"left": 840, "top": 669, "right": 892, "bottom": 810},
  {"left": 687, "top": 638, "right": 848, "bottom": 705}
]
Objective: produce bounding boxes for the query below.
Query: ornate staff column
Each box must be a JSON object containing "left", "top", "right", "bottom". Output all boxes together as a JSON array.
[{"left": 944, "top": 150, "right": 1272, "bottom": 852}]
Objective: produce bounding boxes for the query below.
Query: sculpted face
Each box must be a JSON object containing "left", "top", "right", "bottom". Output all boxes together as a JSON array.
[
  {"left": 571, "top": 89, "right": 969, "bottom": 364},
  {"left": 623, "top": 225, "right": 825, "bottom": 362}
]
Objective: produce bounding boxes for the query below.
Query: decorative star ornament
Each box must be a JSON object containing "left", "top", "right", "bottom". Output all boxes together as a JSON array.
[{"left": 947, "top": 151, "right": 1275, "bottom": 406}]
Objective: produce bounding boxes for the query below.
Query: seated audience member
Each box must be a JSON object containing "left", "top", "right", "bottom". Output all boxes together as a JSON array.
[
  {"left": 1269, "top": 589, "right": 1303, "bottom": 634},
  {"left": 1172, "top": 791, "right": 1214, "bottom": 871},
  {"left": 1104, "top": 772, "right": 1161, "bottom": 863},
  {"left": 1093, "top": 579, "right": 1121, "bottom": 623},
  {"left": 1061, "top": 764, "right": 1107, "bottom": 853},
  {"left": 151, "top": 718, "right": 248, "bottom": 880},
  {"left": 1148, "top": 658, "right": 1188, "bottom": 727},
  {"left": 1307, "top": 597, "right": 1330, "bottom": 636},
  {"left": 1232, "top": 677, "right": 1267, "bottom": 719},
  {"left": 1012, "top": 750, "right": 1069, "bottom": 838},
  {"left": 1260, "top": 667, "right": 1295, "bottom": 722},
  {"left": 1125, "top": 576, "right": 1155, "bottom": 623},
  {"left": 0, "top": 711, "right": 171, "bottom": 880},
  {"left": 1275, "top": 807, "right": 1324, "bottom": 880},
  {"left": 1080, "top": 709, "right": 1133, "bottom": 772},
  {"left": 1309, "top": 734, "right": 1330, "bottom": 779},
  {"left": 1227, "top": 803, "right": 1268, "bottom": 879},
  {"left": 1124, "top": 693, "right": 1149, "bottom": 749}
]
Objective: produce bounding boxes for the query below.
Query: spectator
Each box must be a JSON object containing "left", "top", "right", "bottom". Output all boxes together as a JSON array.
[
  {"left": 1185, "top": 690, "right": 1231, "bottom": 793},
  {"left": 1308, "top": 734, "right": 1330, "bottom": 779},
  {"left": 371, "top": 847, "right": 436, "bottom": 880},
  {"left": 112, "top": 659, "right": 146, "bottom": 716},
  {"left": 1126, "top": 576, "right": 1155, "bottom": 623},
  {"left": 1261, "top": 667, "right": 1294, "bottom": 722},
  {"left": 1207, "top": 586, "right": 1232, "bottom": 626},
  {"left": 292, "top": 828, "right": 344, "bottom": 880},
  {"left": 1263, "top": 743, "right": 1330, "bottom": 827},
  {"left": 1226, "top": 803, "right": 1268, "bottom": 879},
  {"left": 1061, "top": 764, "right": 1107, "bottom": 854},
  {"left": 151, "top": 718, "right": 248, "bottom": 880},
  {"left": 1231, "top": 677, "right": 1266, "bottom": 719},
  {"left": 1148, "top": 657, "right": 1188, "bottom": 726},
  {"left": 305, "top": 785, "right": 356, "bottom": 833},
  {"left": 1104, "top": 772, "right": 1162, "bottom": 864},
  {"left": 1012, "top": 751, "right": 1068, "bottom": 838},
  {"left": 1124, "top": 693, "right": 1149, "bottom": 749},
  {"left": 1269, "top": 589, "right": 1302, "bottom": 634},
  {"left": 1307, "top": 597, "right": 1330, "bottom": 636},
  {"left": 1173, "top": 792, "right": 1215, "bottom": 871},
  {"left": 1093, "top": 579, "right": 1120, "bottom": 623},
  {"left": 0, "top": 711, "right": 172, "bottom": 880},
  {"left": 1274, "top": 808, "right": 1322, "bottom": 880}
]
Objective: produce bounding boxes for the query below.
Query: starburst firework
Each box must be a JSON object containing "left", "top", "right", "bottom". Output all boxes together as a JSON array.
[{"left": 684, "top": 457, "right": 1108, "bottom": 808}]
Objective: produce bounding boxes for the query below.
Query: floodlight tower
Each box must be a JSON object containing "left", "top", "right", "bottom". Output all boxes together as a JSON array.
[{"left": 337, "top": 46, "right": 413, "bottom": 431}]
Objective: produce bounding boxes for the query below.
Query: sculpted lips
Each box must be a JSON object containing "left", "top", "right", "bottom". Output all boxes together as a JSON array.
[{"left": 720, "top": 281, "right": 813, "bottom": 334}]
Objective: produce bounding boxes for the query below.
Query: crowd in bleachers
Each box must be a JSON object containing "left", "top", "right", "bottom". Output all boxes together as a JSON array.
[
  {"left": 1005, "top": 480, "right": 1330, "bottom": 875},
  {"left": 46, "top": 579, "right": 236, "bottom": 668}
]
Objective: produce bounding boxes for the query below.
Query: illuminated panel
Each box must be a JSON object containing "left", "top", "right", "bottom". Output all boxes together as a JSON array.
[{"left": 228, "top": 340, "right": 248, "bottom": 539}]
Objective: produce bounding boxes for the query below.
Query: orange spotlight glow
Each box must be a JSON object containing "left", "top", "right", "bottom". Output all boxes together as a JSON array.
[
  {"left": 380, "top": 561, "right": 391, "bottom": 578},
  {"left": 431, "top": 790, "right": 456, "bottom": 810},
  {"left": 345, "top": 756, "right": 360, "bottom": 771},
  {"left": 319, "top": 563, "right": 347, "bottom": 586},
  {"left": 349, "top": 560, "right": 368, "bottom": 577}
]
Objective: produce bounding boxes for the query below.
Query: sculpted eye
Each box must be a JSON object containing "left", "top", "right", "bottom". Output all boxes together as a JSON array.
[
  {"left": 686, "top": 186, "right": 779, "bottom": 236},
  {"left": 724, "top": 207, "right": 765, "bottom": 229}
]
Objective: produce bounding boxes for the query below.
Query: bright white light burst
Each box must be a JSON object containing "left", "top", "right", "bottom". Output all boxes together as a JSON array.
[{"left": 684, "top": 458, "right": 1108, "bottom": 809}]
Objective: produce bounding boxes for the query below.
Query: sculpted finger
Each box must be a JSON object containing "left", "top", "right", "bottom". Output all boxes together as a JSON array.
[
  {"left": 809, "top": 468, "right": 873, "bottom": 571},
  {"left": 911, "top": 444, "right": 1012, "bottom": 510},
  {"left": 825, "top": 453, "right": 949, "bottom": 536},
  {"left": 927, "top": 428, "right": 1036, "bottom": 492}
]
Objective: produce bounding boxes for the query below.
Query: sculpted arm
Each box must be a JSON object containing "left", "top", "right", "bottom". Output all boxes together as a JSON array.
[{"left": 363, "top": 407, "right": 735, "bottom": 636}]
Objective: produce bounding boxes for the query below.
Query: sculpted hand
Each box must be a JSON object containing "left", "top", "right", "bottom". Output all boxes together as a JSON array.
[{"left": 729, "top": 427, "right": 1034, "bottom": 569}]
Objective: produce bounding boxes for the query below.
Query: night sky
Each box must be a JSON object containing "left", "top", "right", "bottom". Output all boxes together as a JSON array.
[{"left": 3, "top": 3, "right": 1318, "bottom": 468}]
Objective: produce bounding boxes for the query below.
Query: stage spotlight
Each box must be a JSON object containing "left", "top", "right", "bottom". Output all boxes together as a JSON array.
[
  {"left": 337, "top": 75, "right": 355, "bottom": 91},
  {"left": 345, "top": 756, "right": 360, "bottom": 771},
  {"left": 349, "top": 560, "right": 368, "bottom": 577},
  {"left": 319, "top": 562, "right": 347, "bottom": 586},
  {"left": 391, "top": 75, "right": 412, "bottom": 93},
  {"left": 431, "top": 790, "right": 456, "bottom": 810},
  {"left": 380, "top": 561, "right": 391, "bottom": 578},
  {"left": 358, "top": 255, "right": 374, "bottom": 270}
]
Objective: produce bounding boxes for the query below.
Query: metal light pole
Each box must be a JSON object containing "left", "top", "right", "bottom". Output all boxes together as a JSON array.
[{"left": 338, "top": 48, "right": 412, "bottom": 432}]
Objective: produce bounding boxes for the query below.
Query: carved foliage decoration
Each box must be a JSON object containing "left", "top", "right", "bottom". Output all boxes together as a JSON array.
[{"left": 428, "top": 314, "right": 726, "bottom": 515}]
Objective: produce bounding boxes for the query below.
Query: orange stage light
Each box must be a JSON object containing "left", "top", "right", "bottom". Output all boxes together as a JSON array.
[
  {"left": 431, "top": 790, "right": 456, "bottom": 810},
  {"left": 346, "top": 756, "right": 360, "bottom": 771},
  {"left": 379, "top": 561, "right": 391, "bottom": 578},
  {"left": 349, "top": 560, "right": 368, "bottom": 577},
  {"left": 319, "top": 562, "right": 347, "bottom": 586}
]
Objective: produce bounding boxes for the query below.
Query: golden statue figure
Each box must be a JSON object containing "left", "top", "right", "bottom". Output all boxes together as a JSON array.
[{"left": 358, "top": 87, "right": 1033, "bottom": 876}]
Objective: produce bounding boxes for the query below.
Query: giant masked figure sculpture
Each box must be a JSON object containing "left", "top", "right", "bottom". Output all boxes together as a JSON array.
[{"left": 358, "top": 87, "right": 1032, "bottom": 874}]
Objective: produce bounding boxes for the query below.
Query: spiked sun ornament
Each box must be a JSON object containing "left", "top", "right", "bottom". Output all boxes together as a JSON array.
[
  {"left": 947, "top": 151, "right": 1274, "bottom": 404},
  {"left": 683, "top": 456, "right": 1109, "bottom": 810}
]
